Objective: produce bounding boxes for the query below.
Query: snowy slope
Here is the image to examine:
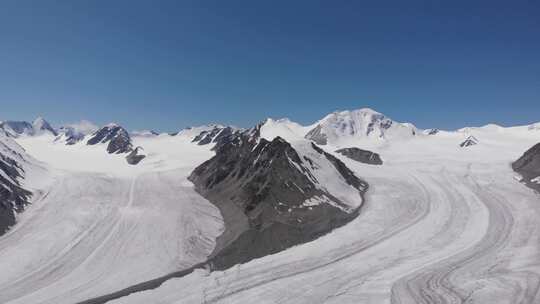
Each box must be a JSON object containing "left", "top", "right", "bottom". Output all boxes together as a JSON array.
[
  {"left": 0, "top": 133, "right": 223, "bottom": 304},
  {"left": 304, "top": 108, "right": 419, "bottom": 147},
  {"left": 107, "top": 118, "right": 540, "bottom": 304},
  {"left": 2, "top": 110, "right": 540, "bottom": 304},
  {"left": 0, "top": 117, "right": 58, "bottom": 137}
]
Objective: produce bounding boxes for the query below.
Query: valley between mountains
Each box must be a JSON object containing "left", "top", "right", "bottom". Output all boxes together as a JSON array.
[{"left": 1, "top": 108, "right": 540, "bottom": 304}]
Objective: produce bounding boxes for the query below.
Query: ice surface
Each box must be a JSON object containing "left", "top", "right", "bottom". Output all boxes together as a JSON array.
[
  {"left": 2, "top": 115, "right": 540, "bottom": 304},
  {"left": 108, "top": 121, "right": 540, "bottom": 304}
]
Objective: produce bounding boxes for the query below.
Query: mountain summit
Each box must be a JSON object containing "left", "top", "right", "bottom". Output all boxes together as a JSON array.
[{"left": 305, "top": 108, "right": 418, "bottom": 145}]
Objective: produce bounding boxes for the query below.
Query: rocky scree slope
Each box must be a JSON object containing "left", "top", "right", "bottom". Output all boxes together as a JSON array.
[
  {"left": 513, "top": 142, "right": 540, "bottom": 192},
  {"left": 0, "top": 132, "right": 33, "bottom": 236},
  {"left": 189, "top": 130, "right": 368, "bottom": 270},
  {"left": 191, "top": 125, "right": 241, "bottom": 151}
]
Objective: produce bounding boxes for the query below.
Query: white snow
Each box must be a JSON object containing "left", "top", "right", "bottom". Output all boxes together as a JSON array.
[
  {"left": 2, "top": 111, "right": 540, "bottom": 304},
  {"left": 0, "top": 132, "right": 224, "bottom": 304},
  {"left": 531, "top": 176, "right": 540, "bottom": 184},
  {"left": 108, "top": 119, "right": 540, "bottom": 304},
  {"left": 259, "top": 118, "right": 314, "bottom": 142},
  {"left": 61, "top": 120, "right": 99, "bottom": 135}
]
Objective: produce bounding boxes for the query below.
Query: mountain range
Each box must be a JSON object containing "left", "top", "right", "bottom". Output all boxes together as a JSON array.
[{"left": 0, "top": 108, "right": 539, "bottom": 304}]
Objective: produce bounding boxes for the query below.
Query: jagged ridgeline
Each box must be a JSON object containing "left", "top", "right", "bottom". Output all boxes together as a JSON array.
[
  {"left": 0, "top": 134, "right": 33, "bottom": 235},
  {"left": 189, "top": 131, "right": 368, "bottom": 270},
  {"left": 86, "top": 124, "right": 146, "bottom": 164},
  {"left": 513, "top": 143, "right": 540, "bottom": 192}
]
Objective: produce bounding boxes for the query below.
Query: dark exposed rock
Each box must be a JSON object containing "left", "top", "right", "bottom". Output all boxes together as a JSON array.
[
  {"left": 189, "top": 134, "right": 367, "bottom": 270},
  {"left": 125, "top": 147, "right": 146, "bottom": 165},
  {"left": 191, "top": 126, "right": 242, "bottom": 151},
  {"left": 335, "top": 147, "right": 383, "bottom": 165},
  {"left": 0, "top": 140, "right": 32, "bottom": 236},
  {"left": 425, "top": 128, "right": 439, "bottom": 135},
  {"left": 56, "top": 126, "right": 86, "bottom": 145},
  {"left": 305, "top": 124, "right": 327, "bottom": 145},
  {"left": 513, "top": 143, "right": 540, "bottom": 192},
  {"left": 460, "top": 135, "right": 478, "bottom": 148},
  {"left": 87, "top": 124, "right": 133, "bottom": 154},
  {"left": 0, "top": 121, "right": 34, "bottom": 137},
  {"left": 32, "top": 117, "right": 58, "bottom": 136}
]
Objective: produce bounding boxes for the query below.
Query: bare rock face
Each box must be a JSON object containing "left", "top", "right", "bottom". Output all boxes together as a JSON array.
[
  {"left": 87, "top": 124, "right": 133, "bottom": 154},
  {"left": 305, "top": 124, "right": 328, "bottom": 145},
  {"left": 335, "top": 147, "right": 383, "bottom": 165},
  {"left": 191, "top": 126, "right": 240, "bottom": 151},
  {"left": 513, "top": 143, "right": 540, "bottom": 192},
  {"left": 125, "top": 147, "right": 146, "bottom": 165},
  {"left": 189, "top": 132, "right": 368, "bottom": 270},
  {"left": 0, "top": 137, "right": 32, "bottom": 236},
  {"left": 0, "top": 117, "right": 58, "bottom": 137},
  {"left": 460, "top": 135, "right": 479, "bottom": 147},
  {"left": 424, "top": 128, "right": 439, "bottom": 135}
]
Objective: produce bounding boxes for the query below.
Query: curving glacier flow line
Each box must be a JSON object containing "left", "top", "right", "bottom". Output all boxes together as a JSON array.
[{"left": 99, "top": 162, "right": 540, "bottom": 304}]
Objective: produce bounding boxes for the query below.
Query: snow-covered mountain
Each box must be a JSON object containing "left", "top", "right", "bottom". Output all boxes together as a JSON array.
[
  {"left": 0, "top": 117, "right": 58, "bottom": 137},
  {"left": 304, "top": 108, "right": 418, "bottom": 146},
  {"left": 2, "top": 109, "right": 540, "bottom": 304},
  {"left": 55, "top": 120, "right": 98, "bottom": 145},
  {"left": 189, "top": 129, "right": 367, "bottom": 269}
]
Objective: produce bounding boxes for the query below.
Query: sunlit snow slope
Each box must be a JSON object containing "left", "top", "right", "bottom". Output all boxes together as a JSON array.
[
  {"left": 0, "top": 133, "right": 224, "bottom": 304},
  {"left": 1, "top": 112, "right": 540, "bottom": 304},
  {"left": 109, "top": 123, "right": 540, "bottom": 304}
]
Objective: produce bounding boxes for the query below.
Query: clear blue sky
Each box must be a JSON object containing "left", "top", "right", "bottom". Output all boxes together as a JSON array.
[{"left": 1, "top": 0, "right": 539, "bottom": 131}]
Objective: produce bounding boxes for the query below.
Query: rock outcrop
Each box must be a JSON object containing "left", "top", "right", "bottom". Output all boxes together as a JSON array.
[
  {"left": 189, "top": 132, "right": 368, "bottom": 270},
  {"left": 0, "top": 133, "right": 33, "bottom": 235},
  {"left": 335, "top": 147, "right": 383, "bottom": 165},
  {"left": 87, "top": 124, "right": 133, "bottom": 154},
  {"left": 460, "top": 135, "right": 479, "bottom": 148},
  {"left": 513, "top": 143, "right": 540, "bottom": 192}
]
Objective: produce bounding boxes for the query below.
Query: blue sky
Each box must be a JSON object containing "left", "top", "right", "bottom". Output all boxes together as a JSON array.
[{"left": 0, "top": 0, "right": 539, "bottom": 131}]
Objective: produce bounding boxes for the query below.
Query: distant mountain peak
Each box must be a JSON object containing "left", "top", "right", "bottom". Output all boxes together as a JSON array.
[
  {"left": 305, "top": 107, "right": 418, "bottom": 145},
  {"left": 32, "top": 117, "right": 58, "bottom": 136}
]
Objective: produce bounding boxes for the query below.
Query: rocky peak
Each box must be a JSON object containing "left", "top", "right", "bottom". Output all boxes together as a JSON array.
[
  {"left": 513, "top": 143, "right": 540, "bottom": 192},
  {"left": 87, "top": 124, "right": 133, "bottom": 154},
  {"left": 32, "top": 117, "right": 58, "bottom": 136},
  {"left": 189, "top": 133, "right": 367, "bottom": 270},
  {"left": 335, "top": 147, "right": 383, "bottom": 165},
  {"left": 460, "top": 135, "right": 479, "bottom": 148},
  {"left": 0, "top": 121, "right": 34, "bottom": 137},
  {"left": 0, "top": 133, "right": 33, "bottom": 235}
]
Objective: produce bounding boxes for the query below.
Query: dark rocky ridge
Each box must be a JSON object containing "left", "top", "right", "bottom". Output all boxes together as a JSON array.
[
  {"left": 0, "top": 140, "right": 32, "bottom": 236},
  {"left": 126, "top": 147, "right": 146, "bottom": 165},
  {"left": 513, "top": 143, "right": 540, "bottom": 193},
  {"left": 191, "top": 126, "right": 240, "bottom": 151},
  {"left": 86, "top": 124, "right": 148, "bottom": 165},
  {"left": 304, "top": 124, "right": 327, "bottom": 145},
  {"left": 460, "top": 135, "right": 478, "bottom": 148},
  {"left": 335, "top": 147, "right": 383, "bottom": 165},
  {"left": 87, "top": 124, "right": 133, "bottom": 154},
  {"left": 189, "top": 133, "right": 368, "bottom": 270},
  {"left": 56, "top": 126, "right": 86, "bottom": 145}
]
